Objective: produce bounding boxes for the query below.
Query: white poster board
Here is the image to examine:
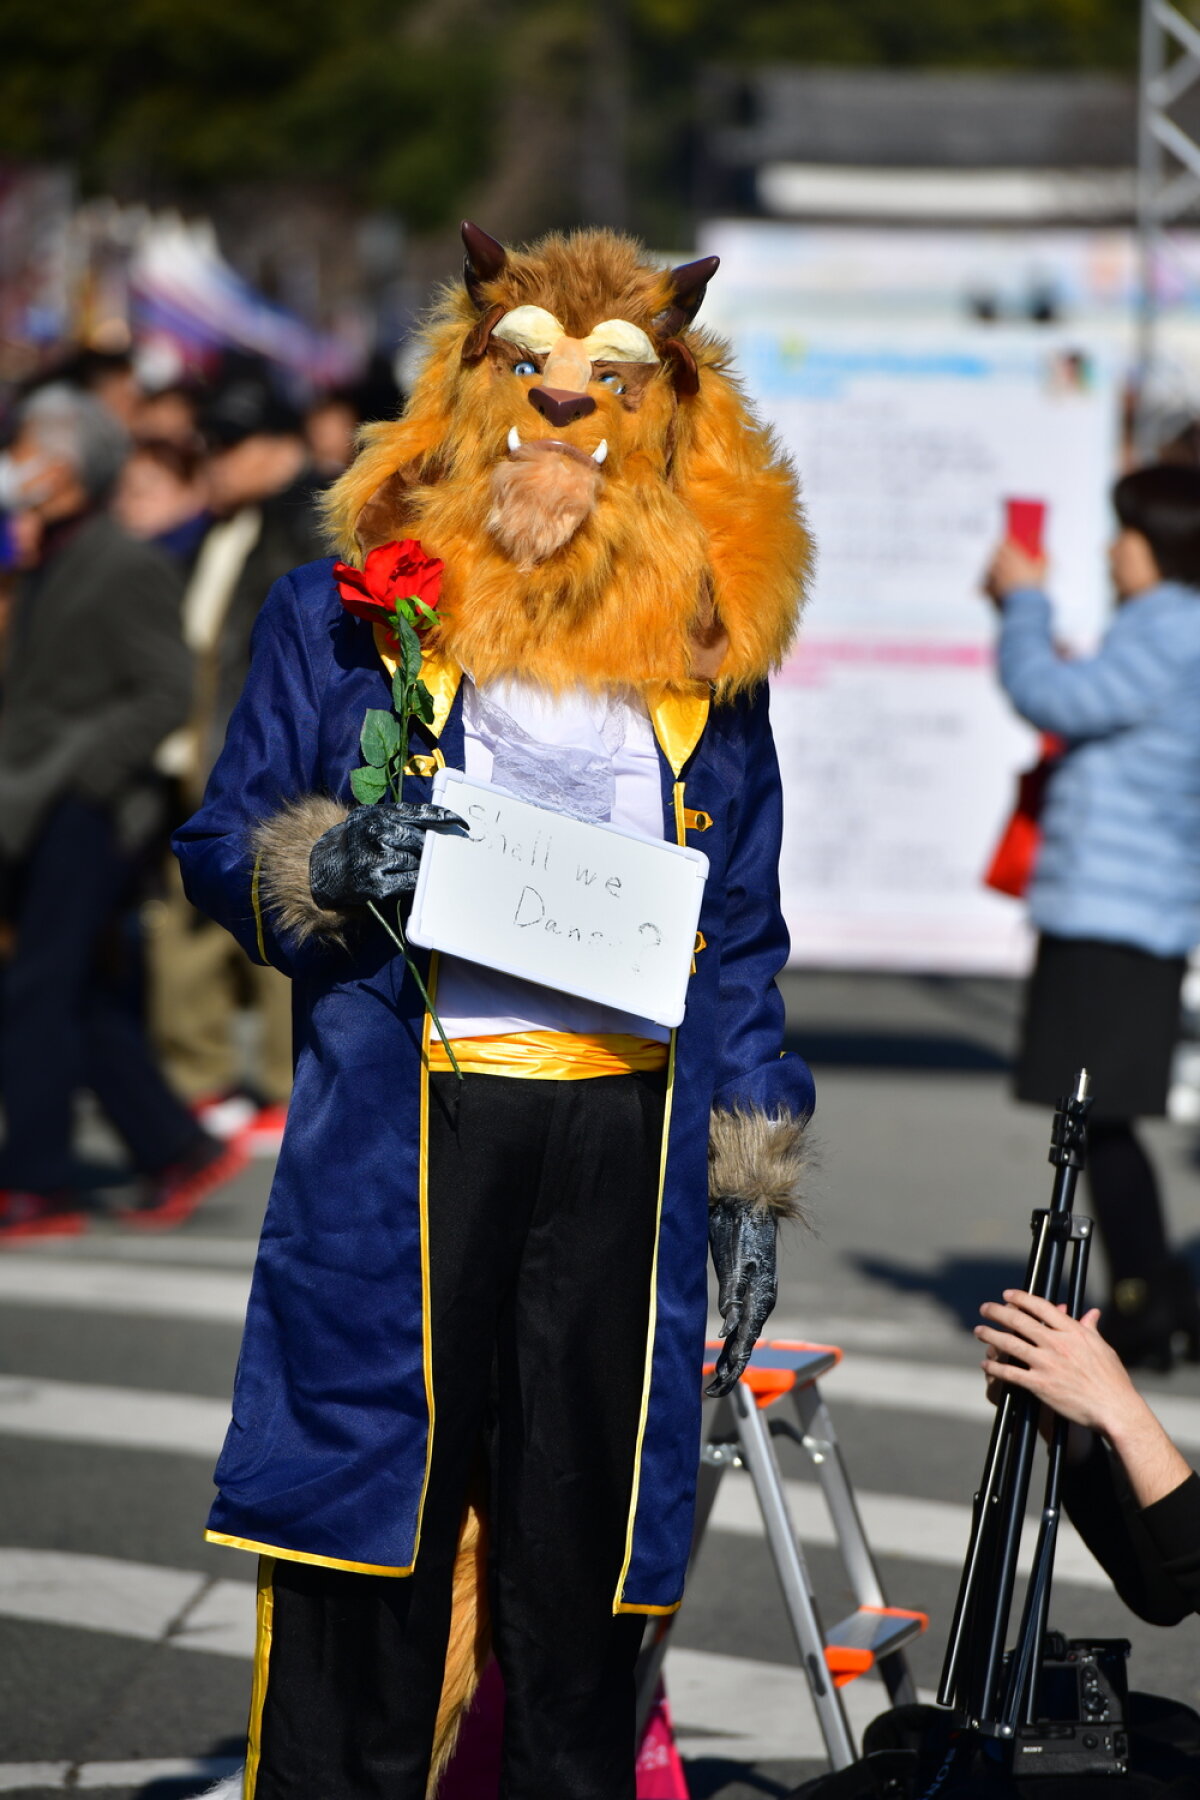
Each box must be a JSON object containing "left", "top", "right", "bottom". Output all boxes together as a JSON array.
[
  {"left": 408, "top": 771, "right": 709, "bottom": 1028},
  {"left": 700, "top": 225, "right": 1118, "bottom": 972}
]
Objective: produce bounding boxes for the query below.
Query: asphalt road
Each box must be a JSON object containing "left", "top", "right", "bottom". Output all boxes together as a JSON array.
[{"left": 3, "top": 972, "right": 1200, "bottom": 1799}]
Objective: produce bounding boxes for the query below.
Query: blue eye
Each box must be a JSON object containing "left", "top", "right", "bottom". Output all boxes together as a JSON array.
[
  {"left": 598, "top": 371, "right": 625, "bottom": 395},
  {"left": 513, "top": 360, "right": 537, "bottom": 376}
]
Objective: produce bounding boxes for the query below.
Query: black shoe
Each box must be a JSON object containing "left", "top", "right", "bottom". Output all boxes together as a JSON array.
[{"left": 1100, "top": 1256, "right": 1200, "bottom": 1372}]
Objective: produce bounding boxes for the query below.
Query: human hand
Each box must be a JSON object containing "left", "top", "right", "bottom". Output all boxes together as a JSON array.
[
  {"left": 706, "top": 1200, "right": 778, "bottom": 1398},
  {"left": 309, "top": 802, "right": 467, "bottom": 909},
  {"left": 982, "top": 540, "right": 1048, "bottom": 607},
  {"left": 975, "top": 1290, "right": 1134, "bottom": 1433}
]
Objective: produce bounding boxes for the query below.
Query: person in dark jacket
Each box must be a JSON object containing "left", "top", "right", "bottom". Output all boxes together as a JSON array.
[
  {"left": 978, "top": 1288, "right": 1199, "bottom": 1624},
  {"left": 147, "top": 371, "right": 325, "bottom": 1140},
  {"left": 0, "top": 384, "right": 241, "bottom": 1234},
  {"left": 985, "top": 466, "right": 1200, "bottom": 1369}
]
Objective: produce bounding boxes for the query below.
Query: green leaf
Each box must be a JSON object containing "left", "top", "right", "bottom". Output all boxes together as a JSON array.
[
  {"left": 395, "top": 615, "right": 423, "bottom": 684},
  {"left": 350, "top": 764, "right": 389, "bottom": 805},
  {"left": 411, "top": 679, "right": 435, "bottom": 726},
  {"left": 360, "top": 709, "right": 401, "bottom": 767},
  {"left": 392, "top": 669, "right": 411, "bottom": 715},
  {"left": 413, "top": 596, "right": 438, "bottom": 626}
]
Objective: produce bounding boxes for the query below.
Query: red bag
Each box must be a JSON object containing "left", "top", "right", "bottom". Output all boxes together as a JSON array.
[{"left": 983, "top": 734, "right": 1063, "bottom": 899}]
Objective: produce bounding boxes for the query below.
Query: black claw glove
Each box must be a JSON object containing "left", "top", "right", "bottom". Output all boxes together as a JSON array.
[
  {"left": 309, "top": 803, "right": 468, "bottom": 909},
  {"left": 706, "top": 1199, "right": 778, "bottom": 1398}
]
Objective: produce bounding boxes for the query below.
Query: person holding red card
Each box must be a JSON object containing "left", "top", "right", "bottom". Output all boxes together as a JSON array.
[{"left": 984, "top": 466, "right": 1200, "bottom": 1372}]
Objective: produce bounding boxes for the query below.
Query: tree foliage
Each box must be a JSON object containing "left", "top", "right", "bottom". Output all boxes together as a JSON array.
[{"left": 0, "top": 0, "right": 1142, "bottom": 239}]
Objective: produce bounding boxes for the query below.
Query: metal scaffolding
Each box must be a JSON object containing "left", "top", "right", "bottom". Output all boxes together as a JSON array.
[{"left": 1138, "top": 0, "right": 1200, "bottom": 443}]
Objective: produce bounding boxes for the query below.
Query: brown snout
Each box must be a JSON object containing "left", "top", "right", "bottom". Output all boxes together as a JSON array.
[{"left": 527, "top": 387, "right": 596, "bottom": 427}]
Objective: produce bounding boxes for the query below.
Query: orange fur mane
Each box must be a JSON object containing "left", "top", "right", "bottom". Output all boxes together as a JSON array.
[{"left": 323, "top": 229, "right": 810, "bottom": 696}]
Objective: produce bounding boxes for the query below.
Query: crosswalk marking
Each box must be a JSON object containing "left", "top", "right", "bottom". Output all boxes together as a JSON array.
[
  {"left": 5, "top": 1253, "right": 1200, "bottom": 1447},
  {"left": 0, "top": 1549, "right": 253, "bottom": 1657},
  {"left": 669, "top": 1649, "right": 936, "bottom": 1763},
  {"left": 6, "top": 1252, "right": 1199, "bottom": 1446},
  {"left": 0, "top": 1256, "right": 249, "bottom": 1323},
  {"left": 0, "top": 1375, "right": 229, "bottom": 1456},
  {"left": 0, "top": 1758, "right": 239, "bottom": 1792},
  {"left": 9, "top": 1234, "right": 259, "bottom": 1267},
  {"left": 0, "top": 1550, "right": 923, "bottom": 1776},
  {"left": 710, "top": 1470, "right": 1108, "bottom": 1588}
]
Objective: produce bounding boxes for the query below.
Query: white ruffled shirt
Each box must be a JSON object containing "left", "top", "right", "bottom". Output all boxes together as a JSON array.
[{"left": 436, "top": 677, "right": 669, "bottom": 1043}]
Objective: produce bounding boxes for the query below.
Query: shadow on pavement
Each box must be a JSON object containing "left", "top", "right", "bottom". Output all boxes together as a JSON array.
[
  {"left": 851, "top": 1251, "right": 1039, "bottom": 1334},
  {"left": 684, "top": 1758, "right": 796, "bottom": 1798}
]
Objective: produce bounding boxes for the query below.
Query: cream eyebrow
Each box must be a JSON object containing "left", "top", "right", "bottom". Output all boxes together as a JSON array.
[
  {"left": 491, "top": 306, "right": 565, "bottom": 356},
  {"left": 581, "top": 319, "right": 659, "bottom": 364}
]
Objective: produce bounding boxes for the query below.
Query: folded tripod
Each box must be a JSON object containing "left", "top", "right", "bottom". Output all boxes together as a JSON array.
[{"left": 938, "top": 1069, "right": 1094, "bottom": 1739}]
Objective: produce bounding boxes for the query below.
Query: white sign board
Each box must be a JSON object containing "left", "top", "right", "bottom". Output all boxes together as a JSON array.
[
  {"left": 408, "top": 771, "right": 710, "bottom": 1028},
  {"left": 699, "top": 224, "right": 1118, "bottom": 972}
]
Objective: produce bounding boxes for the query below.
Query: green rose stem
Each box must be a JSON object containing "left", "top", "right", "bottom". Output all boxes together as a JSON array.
[
  {"left": 351, "top": 593, "right": 462, "bottom": 1081},
  {"left": 366, "top": 899, "right": 462, "bottom": 1080}
]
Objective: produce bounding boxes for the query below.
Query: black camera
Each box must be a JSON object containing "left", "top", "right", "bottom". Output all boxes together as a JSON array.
[{"left": 1008, "top": 1634, "right": 1130, "bottom": 1778}]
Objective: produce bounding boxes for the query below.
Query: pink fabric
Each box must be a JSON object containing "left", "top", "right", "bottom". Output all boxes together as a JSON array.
[
  {"left": 635, "top": 1686, "right": 691, "bottom": 1797},
  {"left": 438, "top": 1663, "right": 689, "bottom": 1799}
]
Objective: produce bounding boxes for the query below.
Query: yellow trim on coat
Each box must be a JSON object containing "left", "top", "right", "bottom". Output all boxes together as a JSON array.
[
  {"left": 205, "top": 1530, "right": 413, "bottom": 1577},
  {"left": 613, "top": 1028, "right": 677, "bottom": 1613},
  {"left": 373, "top": 627, "right": 462, "bottom": 741},
  {"left": 427, "top": 1030, "right": 669, "bottom": 1080},
  {"left": 412, "top": 954, "right": 439, "bottom": 1564},
  {"left": 250, "top": 852, "right": 268, "bottom": 965},
  {"left": 647, "top": 684, "right": 711, "bottom": 778},
  {"left": 244, "top": 1557, "right": 274, "bottom": 1799},
  {"left": 672, "top": 780, "right": 686, "bottom": 846},
  {"left": 615, "top": 1598, "right": 683, "bottom": 1617}
]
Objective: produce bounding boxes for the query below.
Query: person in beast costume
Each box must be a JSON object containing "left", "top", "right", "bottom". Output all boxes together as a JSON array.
[{"left": 178, "top": 223, "right": 815, "bottom": 1800}]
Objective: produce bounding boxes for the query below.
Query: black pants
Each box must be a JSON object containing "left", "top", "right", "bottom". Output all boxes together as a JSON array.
[
  {"left": 256, "top": 1070, "right": 666, "bottom": 1800},
  {"left": 1087, "top": 1118, "right": 1171, "bottom": 1289},
  {"left": 0, "top": 797, "right": 199, "bottom": 1190}
]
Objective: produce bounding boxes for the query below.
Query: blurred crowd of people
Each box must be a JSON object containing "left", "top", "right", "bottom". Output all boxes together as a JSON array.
[{"left": 0, "top": 343, "right": 400, "bottom": 1235}]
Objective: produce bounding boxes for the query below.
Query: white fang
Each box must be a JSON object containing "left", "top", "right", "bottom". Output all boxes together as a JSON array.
[
  {"left": 507, "top": 427, "right": 522, "bottom": 453},
  {"left": 592, "top": 440, "right": 608, "bottom": 465}
]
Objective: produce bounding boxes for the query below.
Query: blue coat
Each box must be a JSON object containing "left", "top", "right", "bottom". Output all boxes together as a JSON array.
[
  {"left": 174, "top": 557, "right": 814, "bottom": 1613},
  {"left": 998, "top": 582, "right": 1200, "bottom": 958}
]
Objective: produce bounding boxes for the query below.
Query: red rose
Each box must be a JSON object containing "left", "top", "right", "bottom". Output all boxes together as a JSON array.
[{"left": 333, "top": 539, "right": 444, "bottom": 631}]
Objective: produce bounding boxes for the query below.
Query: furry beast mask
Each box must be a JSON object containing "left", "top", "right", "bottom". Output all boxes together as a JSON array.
[{"left": 323, "top": 223, "right": 811, "bottom": 695}]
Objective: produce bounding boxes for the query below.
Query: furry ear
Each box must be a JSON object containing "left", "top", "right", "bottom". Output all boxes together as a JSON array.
[
  {"left": 661, "top": 336, "right": 699, "bottom": 397},
  {"left": 655, "top": 255, "right": 720, "bottom": 340},
  {"left": 461, "top": 302, "right": 505, "bottom": 366},
  {"left": 462, "top": 220, "right": 508, "bottom": 308}
]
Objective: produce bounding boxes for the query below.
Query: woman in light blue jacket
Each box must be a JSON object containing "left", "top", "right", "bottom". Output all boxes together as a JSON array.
[{"left": 987, "top": 465, "right": 1200, "bottom": 1371}]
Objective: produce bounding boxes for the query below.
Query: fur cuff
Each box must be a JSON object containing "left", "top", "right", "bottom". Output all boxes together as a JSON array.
[
  {"left": 708, "top": 1106, "right": 812, "bottom": 1222},
  {"left": 251, "top": 796, "right": 351, "bottom": 947}
]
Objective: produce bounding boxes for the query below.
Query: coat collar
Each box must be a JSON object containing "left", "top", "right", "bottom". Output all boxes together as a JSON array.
[{"left": 372, "top": 629, "right": 711, "bottom": 776}]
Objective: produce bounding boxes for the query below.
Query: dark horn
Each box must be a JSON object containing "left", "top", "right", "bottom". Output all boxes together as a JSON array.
[
  {"left": 655, "top": 254, "right": 720, "bottom": 339},
  {"left": 461, "top": 220, "right": 508, "bottom": 307}
]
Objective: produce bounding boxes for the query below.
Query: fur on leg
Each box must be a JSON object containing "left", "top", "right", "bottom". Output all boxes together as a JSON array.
[
  {"left": 195, "top": 1506, "right": 490, "bottom": 1800},
  {"left": 251, "top": 796, "right": 350, "bottom": 947},
  {"left": 428, "top": 1498, "right": 491, "bottom": 1796},
  {"left": 197, "top": 1775, "right": 243, "bottom": 1799},
  {"left": 708, "top": 1106, "right": 812, "bottom": 1222}
]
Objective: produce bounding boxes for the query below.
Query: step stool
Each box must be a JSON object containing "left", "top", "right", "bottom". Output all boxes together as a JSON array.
[{"left": 635, "top": 1339, "right": 928, "bottom": 1773}]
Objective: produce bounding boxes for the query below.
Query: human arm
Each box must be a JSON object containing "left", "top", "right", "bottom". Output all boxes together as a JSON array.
[
  {"left": 74, "top": 544, "right": 192, "bottom": 804},
  {"left": 984, "top": 543, "right": 1180, "bottom": 738},
  {"left": 705, "top": 687, "right": 815, "bottom": 1397},
  {"left": 977, "top": 1290, "right": 1198, "bottom": 1622},
  {"left": 976, "top": 1291, "right": 1193, "bottom": 1509}
]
